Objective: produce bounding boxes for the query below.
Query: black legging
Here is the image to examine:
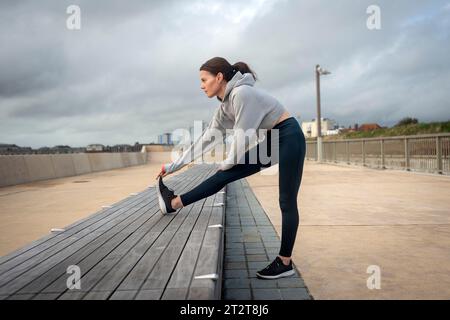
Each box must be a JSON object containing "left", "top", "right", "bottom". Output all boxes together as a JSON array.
[{"left": 180, "top": 117, "right": 306, "bottom": 257}]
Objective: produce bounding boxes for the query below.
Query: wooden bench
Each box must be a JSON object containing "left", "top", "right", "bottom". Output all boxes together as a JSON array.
[{"left": 0, "top": 164, "right": 225, "bottom": 300}]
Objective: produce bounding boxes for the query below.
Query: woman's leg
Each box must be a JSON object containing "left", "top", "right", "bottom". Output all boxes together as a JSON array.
[
  {"left": 178, "top": 133, "right": 273, "bottom": 207},
  {"left": 277, "top": 122, "right": 306, "bottom": 259}
]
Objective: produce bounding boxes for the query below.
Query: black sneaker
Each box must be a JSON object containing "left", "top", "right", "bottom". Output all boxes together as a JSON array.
[
  {"left": 156, "top": 176, "right": 177, "bottom": 214},
  {"left": 256, "top": 257, "right": 295, "bottom": 279}
]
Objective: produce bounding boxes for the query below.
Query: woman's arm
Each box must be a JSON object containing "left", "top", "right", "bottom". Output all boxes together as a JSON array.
[
  {"left": 218, "top": 89, "right": 265, "bottom": 171},
  {"left": 163, "top": 107, "right": 229, "bottom": 174}
]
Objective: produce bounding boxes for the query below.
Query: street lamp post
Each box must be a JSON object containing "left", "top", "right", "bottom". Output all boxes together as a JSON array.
[{"left": 315, "top": 64, "right": 331, "bottom": 162}]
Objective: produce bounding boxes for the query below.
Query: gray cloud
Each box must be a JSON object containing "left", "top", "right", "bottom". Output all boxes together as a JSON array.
[{"left": 0, "top": 0, "right": 449, "bottom": 148}]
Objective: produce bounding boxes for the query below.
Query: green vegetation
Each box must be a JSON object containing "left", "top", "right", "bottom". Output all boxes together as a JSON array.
[{"left": 321, "top": 119, "right": 450, "bottom": 141}]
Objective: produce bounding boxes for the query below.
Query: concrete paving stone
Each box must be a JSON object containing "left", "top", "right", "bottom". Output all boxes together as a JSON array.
[
  {"left": 276, "top": 277, "right": 306, "bottom": 288},
  {"left": 244, "top": 235, "right": 262, "bottom": 242},
  {"left": 248, "top": 261, "right": 270, "bottom": 269},
  {"left": 227, "top": 255, "right": 246, "bottom": 262},
  {"left": 246, "top": 254, "right": 269, "bottom": 262},
  {"left": 241, "top": 226, "right": 258, "bottom": 232},
  {"left": 245, "top": 248, "right": 267, "bottom": 255},
  {"left": 226, "top": 222, "right": 241, "bottom": 227},
  {"left": 224, "top": 289, "right": 252, "bottom": 300},
  {"left": 226, "top": 237, "right": 244, "bottom": 244},
  {"left": 226, "top": 243, "right": 244, "bottom": 250},
  {"left": 263, "top": 241, "right": 280, "bottom": 248},
  {"left": 225, "top": 248, "right": 245, "bottom": 256},
  {"left": 226, "top": 228, "right": 242, "bottom": 235},
  {"left": 244, "top": 242, "right": 264, "bottom": 249},
  {"left": 252, "top": 288, "right": 282, "bottom": 300},
  {"left": 262, "top": 236, "right": 280, "bottom": 242},
  {"left": 265, "top": 247, "right": 279, "bottom": 254},
  {"left": 279, "top": 288, "right": 311, "bottom": 300},
  {"left": 224, "top": 262, "right": 247, "bottom": 270},
  {"left": 250, "top": 278, "right": 278, "bottom": 289},
  {"left": 224, "top": 279, "right": 251, "bottom": 289},
  {"left": 224, "top": 269, "right": 248, "bottom": 279},
  {"left": 258, "top": 226, "right": 276, "bottom": 233},
  {"left": 248, "top": 270, "right": 259, "bottom": 278}
]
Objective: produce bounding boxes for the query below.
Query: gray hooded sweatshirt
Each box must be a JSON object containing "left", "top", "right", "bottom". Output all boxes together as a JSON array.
[{"left": 163, "top": 71, "right": 288, "bottom": 173}]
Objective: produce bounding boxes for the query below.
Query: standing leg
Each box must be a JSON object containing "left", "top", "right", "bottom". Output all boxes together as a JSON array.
[{"left": 278, "top": 126, "right": 306, "bottom": 258}]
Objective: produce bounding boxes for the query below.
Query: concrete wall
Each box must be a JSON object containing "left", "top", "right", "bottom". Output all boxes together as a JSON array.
[
  {"left": 0, "top": 152, "right": 147, "bottom": 188},
  {"left": 146, "top": 151, "right": 174, "bottom": 164}
]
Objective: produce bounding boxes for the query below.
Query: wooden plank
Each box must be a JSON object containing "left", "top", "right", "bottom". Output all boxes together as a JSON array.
[
  {"left": 40, "top": 209, "right": 162, "bottom": 295},
  {"left": 1, "top": 164, "right": 223, "bottom": 300},
  {"left": 115, "top": 200, "right": 205, "bottom": 291},
  {"left": 83, "top": 168, "right": 213, "bottom": 297},
  {"left": 32, "top": 292, "right": 61, "bottom": 300},
  {"left": 188, "top": 286, "right": 215, "bottom": 300},
  {"left": 0, "top": 190, "right": 150, "bottom": 276},
  {"left": 83, "top": 291, "right": 113, "bottom": 300},
  {"left": 188, "top": 203, "right": 225, "bottom": 300},
  {"left": 109, "top": 290, "right": 137, "bottom": 300},
  {"left": 161, "top": 288, "right": 188, "bottom": 300},
  {"left": 49, "top": 168, "right": 209, "bottom": 298},
  {"left": 30, "top": 168, "right": 203, "bottom": 295},
  {"left": 5, "top": 293, "right": 34, "bottom": 300},
  {"left": 0, "top": 170, "right": 192, "bottom": 268},
  {"left": 18, "top": 201, "right": 159, "bottom": 294},
  {"left": 112, "top": 167, "right": 216, "bottom": 294},
  {"left": 0, "top": 191, "right": 149, "bottom": 267},
  {"left": 139, "top": 194, "right": 216, "bottom": 291},
  {"left": 135, "top": 289, "right": 163, "bottom": 300},
  {"left": 0, "top": 195, "right": 154, "bottom": 295},
  {"left": 162, "top": 207, "right": 214, "bottom": 296}
]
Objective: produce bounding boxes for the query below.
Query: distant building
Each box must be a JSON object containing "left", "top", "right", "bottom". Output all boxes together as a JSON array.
[
  {"left": 358, "top": 123, "right": 382, "bottom": 132},
  {"left": 86, "top": 144, "right": 105, "bottom": 152},
  {"left": 51, "top": 145, "right": 72, "bottom": 154},
  {"left": 158, "top": 133, "right": 173, "bottom": 145},
  {"left": 326, "top": 129, "right": 341, "bottom": 136},
  {"left": 108, "top": 144, "right": 133, "bottom": 152},
  {"left": 0, "top": 144, "right": 20, "bottom": 154},
  {"left": 301, "top": 118, "right": 337, "bottom": 138},
  {"left": 0, "top": 144, "right": 33, "bottom": 155}
]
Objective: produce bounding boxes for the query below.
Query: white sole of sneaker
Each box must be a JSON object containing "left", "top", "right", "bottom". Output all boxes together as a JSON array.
[
  {"left": 256, "top": 269, "right": 295, "bottom": 280},
  {"left": 156, "top": 182, "right": 168, "bottom": 215}
]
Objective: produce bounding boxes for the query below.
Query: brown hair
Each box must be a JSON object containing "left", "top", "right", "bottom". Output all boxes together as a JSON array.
[{"left": 199, "top": 57, "right": 257, "bottom": 81}]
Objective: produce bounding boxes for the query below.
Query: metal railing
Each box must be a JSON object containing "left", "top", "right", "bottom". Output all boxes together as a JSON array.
[{"left": 306, "top": 133, "right": 450, "bottom": 175}]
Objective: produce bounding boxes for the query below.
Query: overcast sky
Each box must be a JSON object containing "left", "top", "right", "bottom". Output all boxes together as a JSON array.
[{"left": 1, "top": 0, "right": 449, "bottom": 148}]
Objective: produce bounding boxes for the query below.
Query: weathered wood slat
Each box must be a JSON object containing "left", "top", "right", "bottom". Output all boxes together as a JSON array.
[
  {"left": 0, "top": 196, "right": 153, "bottom": 295},
  {"left": 74, "top": 168, "right": 214, "bottom": 298},
  {"left": 28, "top": 169, "right": 207, "bottom": 296},
  {"left": 0, "top": 171, "right": 191, "bottom": 270},
  {"left": 140, "top": 194, "right": 218, "bottom": 292},
  {"left": 1, "top": 164, "right": 226, "bottom": 300},
  {"left": 0, "top": 191, "right": 150, "bottom": 273},
  {"left": 0, "top": 190, "right": 149, "bottom": 267}
]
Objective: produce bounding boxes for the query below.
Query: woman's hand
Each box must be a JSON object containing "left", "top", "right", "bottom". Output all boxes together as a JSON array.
[{"left": 155, "top": 164, "right": 169, "bottom": 180}]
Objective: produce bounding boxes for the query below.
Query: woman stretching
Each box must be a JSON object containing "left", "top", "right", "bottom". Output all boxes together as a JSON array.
[{"left": 155, "top": 57, "right": 306, "bottom": 279}]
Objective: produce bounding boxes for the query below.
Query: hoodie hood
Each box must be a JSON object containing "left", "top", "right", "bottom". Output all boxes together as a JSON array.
[{"left": 217, "top": 71, "right": 256, "bottom": 103}]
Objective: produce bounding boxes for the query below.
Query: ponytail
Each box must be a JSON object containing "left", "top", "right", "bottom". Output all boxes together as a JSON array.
[{"left": 200, "top": 57, "right": 257, "bottom": 81}]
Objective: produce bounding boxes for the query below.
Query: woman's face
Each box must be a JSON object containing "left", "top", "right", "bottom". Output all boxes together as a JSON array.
[{"left": 200, "top": 70, "right": 224, "bottom": 98}]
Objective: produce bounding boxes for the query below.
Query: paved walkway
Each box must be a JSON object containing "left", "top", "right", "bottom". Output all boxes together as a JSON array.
[
  {"left": 2, "top": 158, "right": 448, "bottom": 299},
  {"left": 223, "top": 179, "right": 312, "bottom": 300},
  {"left": 246, "top": 161, "right": 450, "bottom": 299}
]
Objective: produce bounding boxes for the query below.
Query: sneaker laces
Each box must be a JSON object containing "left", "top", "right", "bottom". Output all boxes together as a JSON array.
[{"left": 264, "top": 258, "right": 281, "bottom": 270}]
